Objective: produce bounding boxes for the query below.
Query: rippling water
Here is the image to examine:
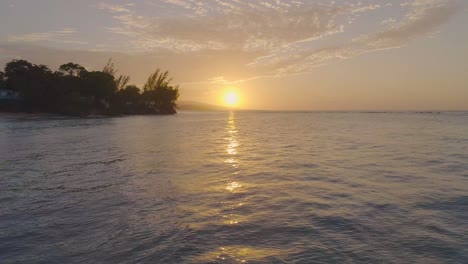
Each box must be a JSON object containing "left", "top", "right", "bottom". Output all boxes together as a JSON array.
[{"left": 1, "top": 111, "right": 468, "bottom": 263}]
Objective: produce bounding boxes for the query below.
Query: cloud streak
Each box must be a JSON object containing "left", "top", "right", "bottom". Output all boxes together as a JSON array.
[
  {"left": 93, "top": 0, "right": 461, "bottom": 83},
  {"left": 0, "top": 0, "right": 462, "bottom": 85},
  {"left": 248, "top": 0, "right": 460, "bottom": 78},
  {"left": 6, "top": 28, "right": 87, "bottom": 45}
]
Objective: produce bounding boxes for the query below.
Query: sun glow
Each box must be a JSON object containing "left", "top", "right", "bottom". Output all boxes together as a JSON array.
[{"left": 224, "top": 92, "right": 239, "bottom": 107}]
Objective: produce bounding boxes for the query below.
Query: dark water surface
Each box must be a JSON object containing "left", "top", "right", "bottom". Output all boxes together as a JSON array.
[{"left": 1, "top": 111, "right": 468, "bottom": 263}]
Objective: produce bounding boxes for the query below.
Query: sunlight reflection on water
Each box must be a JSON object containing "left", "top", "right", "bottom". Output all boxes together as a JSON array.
[
  {"left": 1, "top": 112, "right": 468, "bottom": 263},
  {"left": 225, "top": 111, "right": 241, "bottom": 188},
  {"left": 226, "top": 111, "right": 239, "bottom": 157},
  {"left": 226, "top": 181, "right": 242, "bottom": 192},
  {"left": 223, "top": 112, "right": 244, "bottom": 232}
]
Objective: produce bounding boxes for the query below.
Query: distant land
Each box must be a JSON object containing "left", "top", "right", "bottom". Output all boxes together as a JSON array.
[{"left": 177, "top": 101, "right": 234, "bottom": 111}]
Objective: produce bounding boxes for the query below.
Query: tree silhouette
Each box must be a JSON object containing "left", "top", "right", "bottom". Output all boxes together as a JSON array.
[
  {"left": 111, "top": 85, "right": 143, "bottom": 114},
  {"left": 102, "top": 58, "right": 131, "bottom": 91},
  {"left": 81, "top": 71, "right": 117, "bottom": 110},
  {"left": 3, "top": 60, "right": 55, "bottom": 110},
  {"left": 4, "top": 60, "right": 34, "bottom": 92},
  {"left": 143, "top": 69, "right": 171, "bottom": 91},
  {"left": 0, "top": 59, "right": 179, "bottom": 116},
  {"left": 143, "top": 68, "right": 179, "bottom": 114},
  {"left": 0, "top": 71, "right": 5, "bottom": 89},
  {"left": 102, "top": 58, "right": 117, "bottom": 76},
  {"left": 115, "top": 75, "right": 131, "bottom": 90},
  {"left": 59, "top": 63, "right": 87, "bottom": 77}
]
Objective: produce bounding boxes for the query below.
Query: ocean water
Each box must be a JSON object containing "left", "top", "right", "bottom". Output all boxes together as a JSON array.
[{"left": 1, "top": 111, "right": 467, "bottom": 263}]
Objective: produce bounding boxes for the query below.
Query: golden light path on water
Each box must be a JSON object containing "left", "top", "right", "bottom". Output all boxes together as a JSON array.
[
  {"left": 225, "top": 111, "right": 242, "bottom": 202},
  {"left": 212, "top": 111, "right": 261, "bottom": 262},
  {"left": 225, "top": 111, "right": 240, "bottom": 181},
  {"left": 2, "top": 112, "right": 468, "bottom": 263}
]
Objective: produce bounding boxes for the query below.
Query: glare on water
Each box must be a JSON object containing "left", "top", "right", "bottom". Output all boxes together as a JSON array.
[{"left": 1, "top": 111, "right": 468, "bottom": 263}]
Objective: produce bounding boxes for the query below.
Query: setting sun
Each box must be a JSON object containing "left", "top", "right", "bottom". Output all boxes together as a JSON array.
[{"left": 225, "top": 92, "right": 239, "bottom": 107}]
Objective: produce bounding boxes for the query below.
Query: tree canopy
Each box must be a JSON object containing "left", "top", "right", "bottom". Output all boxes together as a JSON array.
[
  {"left": 0, "top": 59, "right": 179, "bottom": 116},
  {"left": 0, "top": 71, "right": 5, "bottom": 89},
  {"left": 58, "top": 63, "right": 87, "bottom": 77},
  {"left": 142, "top": 69, "right": 179, "bottom": 114}
]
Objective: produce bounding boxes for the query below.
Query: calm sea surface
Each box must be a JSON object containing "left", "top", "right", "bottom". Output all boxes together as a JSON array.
[{"left": 1, "top": 111, "right": 468, "bottom": 263}]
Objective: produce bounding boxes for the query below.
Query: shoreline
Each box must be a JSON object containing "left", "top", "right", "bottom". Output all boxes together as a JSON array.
[
  {"left": 0, "top": 111, "right": 177, "bottom": 118},
  {"left": 0, "top": 112, "right": 64, "bottom": 118}
]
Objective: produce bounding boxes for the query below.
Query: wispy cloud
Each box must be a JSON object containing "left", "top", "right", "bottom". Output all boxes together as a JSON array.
[
  {"left": 6, "top": 29, "right": 90, "bottom": 49},
  {"left": 1, "top": 0, "right": 461, "bottom": 85},
  {"left": 103, "top": 0, "right": 363, "bottom": 53},
  {"left": 98, "top": 2, "right": 134, "bottom": 13},
  {"left": 94, "top": 0, "right": 461, "bottom": 83},
  {"left": 247, "top": 0, "right": 460, "bottom": 78},
  {"left": 359, "top": 0, "right": 458, "bottom": 49},
  {"left": 6, "top": 28, "right": 87, "bottom": 44}
]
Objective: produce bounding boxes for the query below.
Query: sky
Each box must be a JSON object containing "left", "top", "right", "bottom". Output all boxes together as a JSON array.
[{"left": 0, "top": 0, "right": 467, "bottom": 110}]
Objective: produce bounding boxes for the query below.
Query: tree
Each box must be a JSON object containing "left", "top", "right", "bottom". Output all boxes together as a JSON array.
[
  {"left": 4, "top": 60, "right": 34, "bottom": 91},
  {"left": 119, "top": 85, "right": 141, "bottom": 102},
  {"left": 142, "top": 68, "right": 179, "bottom": 114},
  {"left": 143, "top": 69, "right": 171, "bottom": 91},
  {"left": 115, "top": 75, "right": 130, "bottom": 90},
  {"left": 51, "top": 71, "right": 87, "bottom": 114},
  {"left": 111, "top": 85, "right": 142, "bottom": 114},
  {"left": 0, "top": 59, "right": 179, "bottom": 116},
  {"left": 81, "top": 71, "right": 117, "bottom": 110},
  {"left": 3, "top": 60, "right": 56, "bottom": 110},
  {"left": 58, "top": 62, "right": 86, "bottom": 76},
  {"left": 23, "top": 64, "right": 54, "bottom": 110},
  {"left": 0, "top": 71, "right": 5, "bottom": 89},
  {"left": 144, "top": 86, "right": 179, "bottom": 114},
  {"left": 102, "top": 58, "right": 131, "bottom": 91},
  {"left": 4, "top": 60, "right": 33, "bottom": 76},
  {"left": 102, "top": 58, "right": 117, "bottom": 76}
]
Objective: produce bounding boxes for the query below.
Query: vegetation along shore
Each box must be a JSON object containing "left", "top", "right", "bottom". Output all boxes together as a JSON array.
[{"left": 0, "top": 59, "right": 179, "bottom": 116}]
